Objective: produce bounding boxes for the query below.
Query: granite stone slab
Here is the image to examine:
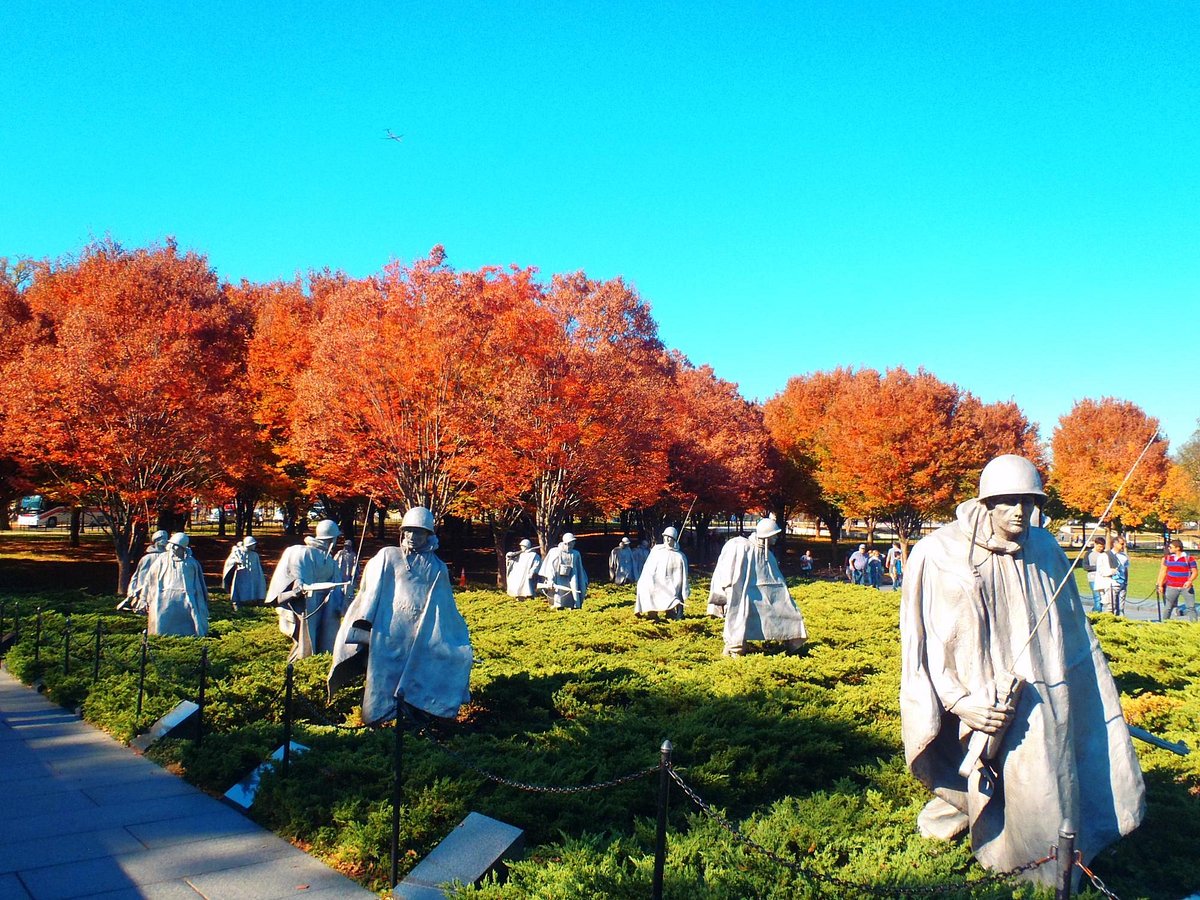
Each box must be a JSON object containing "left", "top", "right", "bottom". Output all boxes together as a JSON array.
[{"left": 399, "top": 811, "right": 524, "bottom": 896}]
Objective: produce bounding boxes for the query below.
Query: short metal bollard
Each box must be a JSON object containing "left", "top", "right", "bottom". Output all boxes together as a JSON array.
[
  {"left": 281, "top": 663, "right": 294, "bottom": 777},
  {"left": 92, "top": 620, "right": 102, "bottom": 683},
  {"left": 63, "top": 616, "right": 72, "bottom": 676},
  {"left": 136, "top": 630, "right": 148, "bottom": 717},
  {"left": 390, "top": 695, "right": 404, "bottom": 889},
  {"left": 653, "top": 739, "right": 673, "bottom": 900},
  {"left": 1055, "top": 825, "right": 1076, "bottom": 900},
  {"left": 196, "top": 646, "right": 208, "bottom": 746}
]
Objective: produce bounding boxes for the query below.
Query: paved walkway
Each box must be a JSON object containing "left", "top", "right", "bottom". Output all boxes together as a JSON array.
[{"left": 0, "top": 668, "right": 377, "bottom": 899}]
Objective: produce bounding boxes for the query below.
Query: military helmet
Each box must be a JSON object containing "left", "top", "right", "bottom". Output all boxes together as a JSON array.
[
  {"left": 978, "top": 455, "right": 1046, "bottom": 501},
  {"left": 662, "top": 526, "right": 679, "bottom": 540},
  {"left": 754, "top": 517, "right": 782, "bottom": 539},
  {"left": 167, "top": 532, "right": 189, "bottom": 549},
  {"left": 401, "top": 506, "right": 435, "bottom": 533},
  {"left": 315, "top": 519, "right": 341, "bottom": 540},
  {"left": 243, "top": 535, "right": 257, "bottom": 548},
  {"left": 519, "top": 538, "right": 533, "bottom": 550},
  {"left": 150, "top": 529, "right": 169, "bottom": 545},
  {"left": 561, "top": 532, "right": 577, "bottom": 545}
]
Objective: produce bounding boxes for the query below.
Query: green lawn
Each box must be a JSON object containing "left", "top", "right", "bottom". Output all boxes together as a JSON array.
[{"left": 2, "top": 571, "right": 1199, "bottom": 897}]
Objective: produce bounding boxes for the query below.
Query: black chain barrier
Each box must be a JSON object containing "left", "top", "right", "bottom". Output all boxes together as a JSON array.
[
  {"left": 415, "top": 727, "right": 659, "bottom": 794},
  {"left": 666, "top": 765, "right": 1053, "bottom": 897},
  {"left": 1075, "top": 855, "right": 1121, "bottom": 900}
]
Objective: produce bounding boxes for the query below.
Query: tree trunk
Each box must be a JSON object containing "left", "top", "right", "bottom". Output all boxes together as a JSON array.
[
  {"left": 693, "top": 512, "right": 713, "bottom": 565},
  {"left": 489, "top": 515, "right": 511, "bottom": 589},
  {"left": 70, "top": 507, "right": 82, "bottom": 547},
  {"left": 217, "top": 505, "right": 228, "bottom": 537},
  {"left": 114, "top": 519, "right": 143, "bottom": 595},
  {"left": 0, "top": 494, "right": 12, "bottom": 530}
]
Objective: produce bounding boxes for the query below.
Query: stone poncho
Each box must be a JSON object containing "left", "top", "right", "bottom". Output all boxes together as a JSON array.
[
  {"left": 634, "top": 544, "right": 689, "bottom": 615},
  {"left": 505, "top": 547, "right": 541, "bottom": 598},
  {"left": 538, "top": 544, "right": 588, "bottom": 609},
  {"left": 900, "top": 499, "right": 1144, "bottom": 886},
  {"left": 144, "top": 552, "right": 209, "bottom": 637},
  {"left": 222, "top": 544, "right": 267, "bottom": 605},
  {"left": 267, "top": 539, "right": 339, "bottom": 661},
  {"left": 608, "top": 543, "right": 637, "bottom": 584},
  {"left": 327, "top": 544, "right": 472, "bottom": 722},
  {"left": 126, "top": 546, "right": 164, "bottom": 612},
  {"left": 708, "top": 536, "right": 806, "bottom": 651}
]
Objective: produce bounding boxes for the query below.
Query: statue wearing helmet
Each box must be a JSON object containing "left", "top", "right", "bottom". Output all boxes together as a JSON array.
[
  {"left": 222, "top": 534, "right": 267, "bottom": 609},
  {"left": 267, "top": 518, "right": 343, "bottom": 661},
  {"left": 328, "top": 506, "right": 473, "bottom": 723},
  {"left": 505, "top": 537, "right": 542, "bottom": 599},
  {"left": 123, "top": 528, "right": 173, "bottom": 612},
  {"left": 141, "top": 531, "right": 209, "bottom": 637},
  {"left": 707, "top": 516, "right": 806, "bottom": 656},
  {"left": 537, "top": 532, "right": 588, "bottom": 609},
  {"left": 899, "top": 455, "right": 1143, "bottom": 887},
  {"left": 608, "top": 536, "right": 637, "bottom": 585},
  {"left": 635, "top": 525, "right": 689, "bottom": 619}
]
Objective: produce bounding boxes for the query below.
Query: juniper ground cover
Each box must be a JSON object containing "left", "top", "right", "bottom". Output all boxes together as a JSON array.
[{"left": 1, "top": 545, "right": 1197, "bottom": 898}]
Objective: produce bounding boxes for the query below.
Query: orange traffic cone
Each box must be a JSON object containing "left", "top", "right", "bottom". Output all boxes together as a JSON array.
[{"left": 458, "top": 568, "right": 467, "bottom": 588}]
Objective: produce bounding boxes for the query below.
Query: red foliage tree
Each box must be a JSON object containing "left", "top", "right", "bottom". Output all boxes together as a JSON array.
[
  {"left": 1050, "top": 398, "right": 1168, "bottom": 535},
  {"left": 767, "top": 367, "right": 1043, "bottom": 559},
  {"left": 2, "top": 240, "right": 241, "bottom": 591},
  {"left": 0, "top": 258, "right": 43, "bottom": 528},
  {"left": 659, "top": 355, "right": 772, "bottom": 561},
  {"left": 522, "top": 272, "right": 670, "bottom": 551}
]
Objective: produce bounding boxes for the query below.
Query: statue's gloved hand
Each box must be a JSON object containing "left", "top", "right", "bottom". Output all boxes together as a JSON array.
[{"left": 949, "top": 696, "right": 1013, "bottom": 734}]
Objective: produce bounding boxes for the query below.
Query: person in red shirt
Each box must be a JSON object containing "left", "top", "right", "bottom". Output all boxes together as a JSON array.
[{"left": 1157, "top": 539, "right": 1198, "bottom": 622}]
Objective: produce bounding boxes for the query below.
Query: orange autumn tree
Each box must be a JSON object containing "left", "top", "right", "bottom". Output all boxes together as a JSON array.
[
  {"left": 239, "top": 277, "right": 327, "bottom": 534},
  {"left": 291, "top": 251, "right": 556, "bottom": 534},
  {"left": 4, "top": 240, "right": 240, "bottom": 592},
  {"left": 764, "top": 368, "right": 861, "bottom": 559},
  {"left": 523, "top": 272, "right": 670, "bottom": 552},
  {"left": 1050, "top": 398, "right": 1169, "bottom": 537},
  {"left": 658, "top": 355, "right": 771, "bottom": 561},
  {"left": 1158, "top": 462, "right": 1200, "bottom": 532},
  {"left": 0, "top": 258, "right": 43, "bottom": 528},
  {"left": 769, "top": 367, "right": 1043, "bottom": 559}
]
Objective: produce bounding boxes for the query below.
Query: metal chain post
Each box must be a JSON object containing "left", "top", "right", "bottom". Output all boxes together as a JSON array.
[
  {"left": 92, "top": 619, "right": 102, "bottom": 683},
  {"left": 652, "top": 739, "right": 673, "bottom": 900},
  {"left": 63, "top": 615, "right": 72, "bottom": 675},
  {"left": 196, "top": 646, "right": 208, "bottom": 746},
  {"left": 136, "top": 630, "right": 148, "bottom": 717},
  {"left": 281, "top": 663, "right": 294, "bottom": 777},
  {"left": 1055, "top": 827, "right": 1076, "bottom": 900},
  {"left": 391, "top": 696, "right": 404, "bottom": 889}
]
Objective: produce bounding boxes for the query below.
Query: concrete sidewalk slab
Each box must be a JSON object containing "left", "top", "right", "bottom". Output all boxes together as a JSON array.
[{"left": 0, "top": 667, "right": 376, "bottom": 899}]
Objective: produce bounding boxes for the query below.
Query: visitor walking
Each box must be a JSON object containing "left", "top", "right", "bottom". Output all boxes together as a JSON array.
[{"left": 1157, "top": 539, "right": 1197, "bottom": 621}]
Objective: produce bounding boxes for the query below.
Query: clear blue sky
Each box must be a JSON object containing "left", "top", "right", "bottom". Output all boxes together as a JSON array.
[{"left": 4, "top": 2, "right": 1197, "bottom": 448}]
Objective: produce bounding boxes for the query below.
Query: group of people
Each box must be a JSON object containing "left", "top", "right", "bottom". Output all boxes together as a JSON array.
[
  {"left": 846, "top": 542, "right": 903, "bottom": 588},
  {"left": 1083, "top": 535, "right": 1130, "bottom": 615}
]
